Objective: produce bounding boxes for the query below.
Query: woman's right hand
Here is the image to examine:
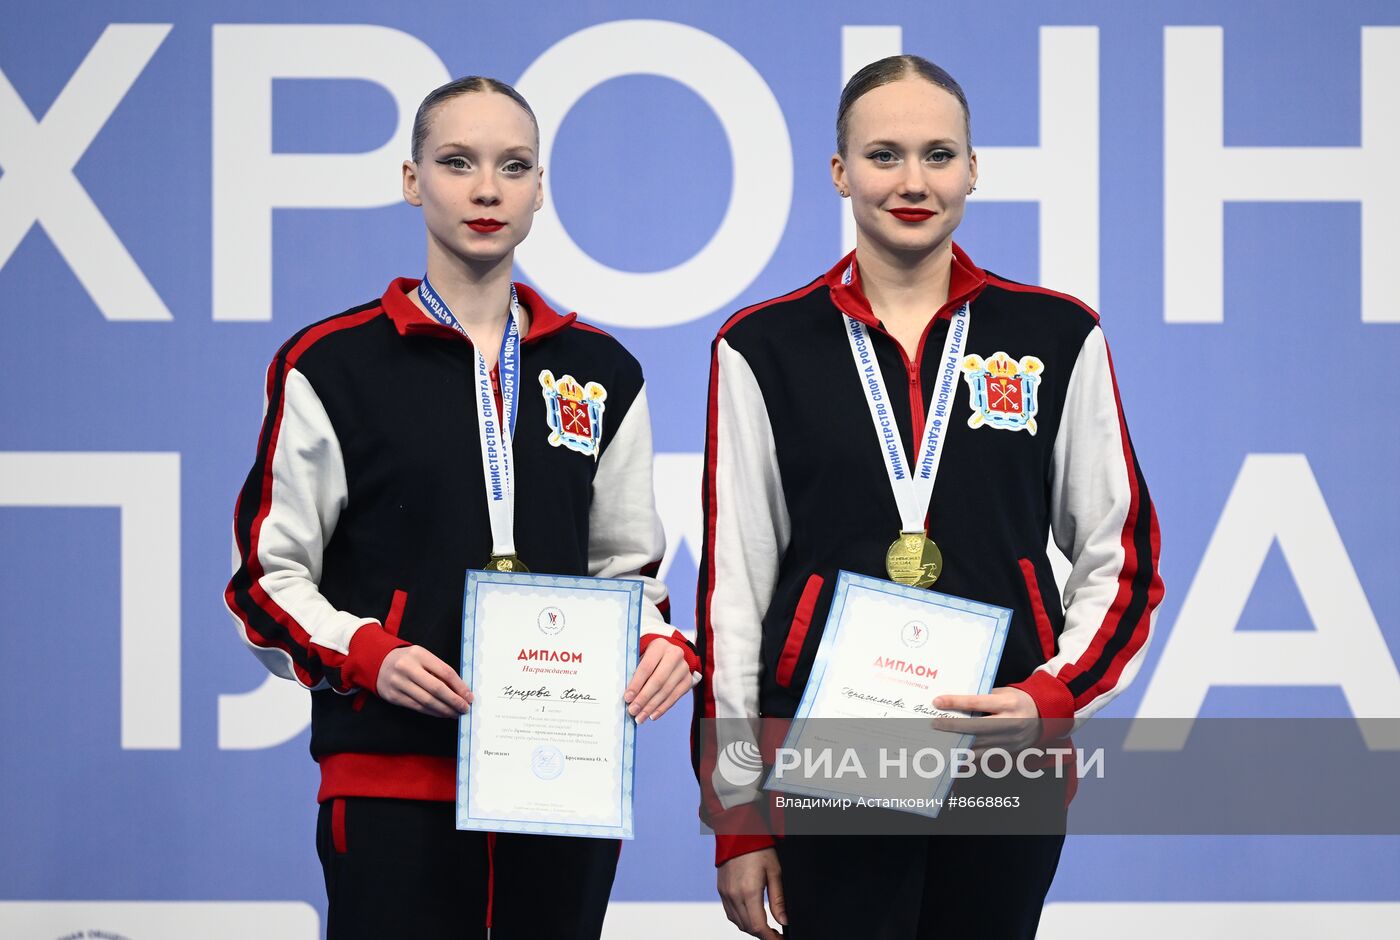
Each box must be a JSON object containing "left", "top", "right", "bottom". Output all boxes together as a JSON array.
[
  {"left": 718, "top": 848, "right": 787, "bottom": 938},
  {"left": 375, "top": 646, "right": 473, "bottom": 717}
]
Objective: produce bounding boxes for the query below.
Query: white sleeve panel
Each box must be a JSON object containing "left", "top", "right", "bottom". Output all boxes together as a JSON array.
[
  {"left": 234, "top": 367, "right": 377, "bottom": 688},
  {"left": 587, "top": 384, "right": 671, "bottom": 637},
  {"left": 1045, "top": 326, "right": 1159, "bottom": 723},
  {"left": 710, "top": 338, "right": 792, "bottom": 725}
]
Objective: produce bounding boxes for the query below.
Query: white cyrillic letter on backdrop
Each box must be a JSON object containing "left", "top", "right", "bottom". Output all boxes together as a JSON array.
[
  {"left": 1164, "top": 27, "right": 1400, "bottom": 323},
  {"left": 0, "top": 24, "right": 173, "bottom": 320},
  {"left": 218, "top": 678, "right": 309, "bottom": 750},
  {"left": 653, "top": 453, "right": 703, "bottom": 643},
  {"left": 219, "top": 535, "right": 310, "bottom": 749},
  {"left": 1128, "top": 454, "right": 1400, "bottom": 750},
  {"left": 0, "top": 453, "right": 181, "bottom": 749},
  {"left": 211, "top": 25, "right": 450, "bottom": 321},
  {"left": 515, "top": 20, "right": 792, "bottom": 328},
  {"left": 653, "top": 453, "right": 703, "bottom": 585},
  {"left": 839, "top": 26, "right": 1100, "bottom": 309},
  {"left": 218, "top": 658, "right": 311, "bottom": 749}
]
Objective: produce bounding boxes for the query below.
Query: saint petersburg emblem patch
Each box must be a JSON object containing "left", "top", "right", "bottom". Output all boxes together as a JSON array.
[
  {"left": 960, "top": 352, "right": 1043, "bottom": 434},
  {"left": 539, "top": 370, "right": 607, "bottom": 457}
]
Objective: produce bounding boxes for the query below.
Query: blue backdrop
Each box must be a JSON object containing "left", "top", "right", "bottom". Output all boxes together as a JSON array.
[{"left": 2, "top": 2, "right": 1398, "bottom": 937}]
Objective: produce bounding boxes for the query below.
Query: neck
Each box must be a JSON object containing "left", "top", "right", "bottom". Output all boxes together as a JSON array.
[
  {"left": 854, "top": 236, "right": 955, "bottom": 321},
  {"left": 421, "top": 240, "right": 515, "bottom": 328}
]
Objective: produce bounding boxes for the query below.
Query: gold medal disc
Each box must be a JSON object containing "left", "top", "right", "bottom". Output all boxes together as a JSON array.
[
  {"left": 885, "top": 531, "right": 942, "bottom": 587},
  {"left": 485, "top": 554, "right": 529, "bottom": 573}
]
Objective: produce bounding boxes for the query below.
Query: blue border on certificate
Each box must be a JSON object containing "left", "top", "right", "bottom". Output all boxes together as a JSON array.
[
  {"left": 456, "top": 569, "right": 641, "bottom": 839},
  {"left": 765, "top": 569, "right": 1013, "bottom": 814}
]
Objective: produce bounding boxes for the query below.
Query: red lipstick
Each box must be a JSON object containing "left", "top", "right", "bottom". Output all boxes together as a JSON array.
[
  {"left": 467, "top": 219, "right": 505, "bottom": 233},
  {"left": 888, "top": 208, "right": 935, "bottom": 223}
]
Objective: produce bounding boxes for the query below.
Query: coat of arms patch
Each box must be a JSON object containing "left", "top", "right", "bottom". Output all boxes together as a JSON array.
[
  {"left": 960, "top": 351, "right": 1043, "bottom": 434},
  {"left": 539, "top": 370, "right": 607, "bottom": 457}
]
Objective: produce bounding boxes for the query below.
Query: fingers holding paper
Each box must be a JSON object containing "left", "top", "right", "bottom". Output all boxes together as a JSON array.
[{"left": 932, "top": 686, "right": 1040, "bottom": 752}]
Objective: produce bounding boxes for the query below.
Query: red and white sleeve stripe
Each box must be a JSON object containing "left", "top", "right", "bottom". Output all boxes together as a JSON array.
[
  {"left": 694, "top": 337, "right": 791, "bottom": 863},
  {"left": 1013, "top": 325, "right": 1164, "bottom": 726},
  {"left": 225, "top": 328, "right": 406, "bottom": 694}
]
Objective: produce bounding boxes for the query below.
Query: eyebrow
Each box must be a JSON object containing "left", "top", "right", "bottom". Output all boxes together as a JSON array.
[
  {"left": 434, "top": 141, "right": 537, "bottom": 157},
  {"left": 864, "top": 138, "right": 961, "bottom": 150}
]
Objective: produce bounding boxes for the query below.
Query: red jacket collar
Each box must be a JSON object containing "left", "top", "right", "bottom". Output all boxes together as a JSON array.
[
  {"left": 380, "top": 278, "right": 578, "bottom": 343},
  {"left": 824, "top": 242, "right": 987, "bottom": 327}
]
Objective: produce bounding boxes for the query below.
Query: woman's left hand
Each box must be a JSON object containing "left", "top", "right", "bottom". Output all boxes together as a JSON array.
[
  {"left": 623, "top": 640, "right": 694, "bottom": 723},
  {"left": 932, "top": 686, "right": 1041, "bottom": 752}
]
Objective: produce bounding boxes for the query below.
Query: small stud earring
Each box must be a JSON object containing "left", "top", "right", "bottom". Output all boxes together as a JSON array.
[{"left": 968, "top": 185, "right": 977, "bottom": 195}]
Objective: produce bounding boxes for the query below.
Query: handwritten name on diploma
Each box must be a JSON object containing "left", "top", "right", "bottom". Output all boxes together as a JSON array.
[
  {"left": 498, "top": 685, "right": 599, "bottom": 703},
  {"left": 840, "top": 686, "right": 959, "bottom": 719},
  {"left": 501, "top": 684, "right": 551, "bottom": 701},
  {"left": 842, "top": 686, "right": 907, "bottom": 709}
]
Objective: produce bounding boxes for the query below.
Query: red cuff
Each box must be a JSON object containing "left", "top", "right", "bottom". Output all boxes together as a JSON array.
[
  {"left": 1010, "top": 669, "right": 1075, "bottom": 743},
  {"left": 640, "top": 630, "right": 701, "bottom": 675},
  {"left": 716, "top": 832, "right": 776, "bottom": 867},
  {"left": 709, "top": 801, "right": 774, "bottom": 866},
  {"left": 342, "top": 622, "right": 411, "bottom": 693}
]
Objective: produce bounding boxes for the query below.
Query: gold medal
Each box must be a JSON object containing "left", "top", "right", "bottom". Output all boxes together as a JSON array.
[
  {"left": 485, "top": 553, "right": 529, "bottom": 573},
  {"left": 885, "top": 531, "right": 942, "bottom": 587}
]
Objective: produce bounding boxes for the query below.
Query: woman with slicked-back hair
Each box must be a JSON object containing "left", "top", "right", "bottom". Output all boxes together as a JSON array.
[
  {"left": 226, "top": 76, "right": 698, "bottom": 939},
  {"left": 694, "top": 55, "right": 1162, "bottom": 938}
]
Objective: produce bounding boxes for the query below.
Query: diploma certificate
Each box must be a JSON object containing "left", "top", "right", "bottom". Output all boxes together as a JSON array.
[
  {"left": 767, "top": 570, "right": 1011, "bottom": 814},
  {"left": 456, "top": 570, "right": 640, "bottom": 839}
]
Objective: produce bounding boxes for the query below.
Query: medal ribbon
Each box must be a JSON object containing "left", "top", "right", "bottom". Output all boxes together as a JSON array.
[
  {"left": 840, "top": 263, "right": 971, "bottom": 534},
  {"left": 419, "top": 275, "right": 522, "bottom": 556}
]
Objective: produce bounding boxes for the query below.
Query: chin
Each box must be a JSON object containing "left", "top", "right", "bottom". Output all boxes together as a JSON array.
[
  {"left": 456, "top": 237, "right": 525, "bottom": 264},
  {"left": 875, "top": 229, "right": 948, "bottom": 259}
]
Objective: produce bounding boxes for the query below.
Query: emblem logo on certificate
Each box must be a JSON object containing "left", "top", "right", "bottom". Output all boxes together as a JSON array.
[
  {"left": 767, "top": 570, "right": 1011, "bottom": 814},
  {"left": 456, "top": 570, "right": 641, "bottom": 839}
]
